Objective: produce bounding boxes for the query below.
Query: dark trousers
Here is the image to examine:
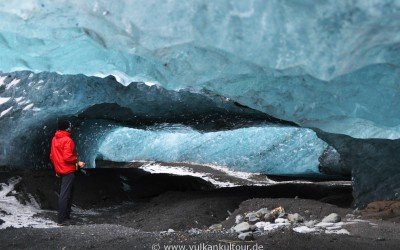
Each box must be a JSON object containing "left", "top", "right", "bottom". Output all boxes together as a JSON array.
[{"left": 58, "top": 172, "right": 75, "bottom": 223}]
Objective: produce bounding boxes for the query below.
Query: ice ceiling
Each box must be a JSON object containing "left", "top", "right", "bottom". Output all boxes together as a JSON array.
[
  {"left": 1, "top": 0, "right": 400, "bottom": 206},
  {"left": 1, "top": 0, "right": 400, "bottom": 138}
]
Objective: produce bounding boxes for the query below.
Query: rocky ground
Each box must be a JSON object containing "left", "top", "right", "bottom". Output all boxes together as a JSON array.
[{"left": 0, "top": 162, "right": 399, "bottom": 249}]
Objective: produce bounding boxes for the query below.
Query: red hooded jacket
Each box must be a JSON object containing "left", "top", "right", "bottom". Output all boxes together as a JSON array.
[{"left": 50, "top": 130, "right": 78, "bottom": 175}]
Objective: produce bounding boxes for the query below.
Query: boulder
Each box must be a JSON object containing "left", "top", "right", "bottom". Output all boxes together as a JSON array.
[
  {"left": 278, "top": 213, "right": 288, "bottom": 219},
  {"left": 254, "top": 221, "right": 268, "bottom": 230},
  {"left": 255, "top": 208, "right": 269, "bottom": 218},
  {"left": 275, "top": 218, "right": 290, "bottom": 224},
  {"left": 362, "top": 201, "right": 400, "bottom": 219},
  {"left": 264, "top": 213, "right": 276, "bottom": 222},
  {"left": 288, "top": 213, "right": 304, "bottom": 223},
  {"left": 233, "top": 222, "right": 251, "bottom": 233},
  {"left": 272, "top": 206, "right": 285, "bottom": 214},
  {"left": 264, "top": 206, "right": 285, "bottom": 222},
  {"left": 238, "top": 232, "right": 254, "bottom": 241},
  {"left": 235, "top": 214, "right": 243, "bottom": 224},
  {"left": 246, "top": 212, "right": 259, "bottom": 222},
  {"left": 322, "top": 213, "right": 341, "bottom": 223}
]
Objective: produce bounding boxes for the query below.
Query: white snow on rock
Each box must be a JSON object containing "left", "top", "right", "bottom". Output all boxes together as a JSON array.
[
  {"left": 14, "top": 97, "right": 24, "bottom": 103},
  {"left": 315, "top": 222, "right": 335, "bottom": 228},
  {"left": 322, "top": 213, "right": 341, "bottom": 223},
  {"left": 92, "top": 71, "right": 159, "bottom": 86},
  {"left": 325, "top": 228, "right": 350, "bottom": 235},
  {"left": 5, "top": 78, "right": 20, "bottom": 90},
  {"left": 139, "top": 163, "right": 237, "bottom": 187},
  {"left": 23, "top": 103, "right": 34, "bottom": 110},
  {"left": 255, "top": 221, "right": 289, "bottom": 232},
  {"left": 0, "top": 107, "right": 12, "bottom": 117},
  {"left": 293, "top": 226, "right": 318, "bottom": 234},
  {"left": 0, "top": 177, "right": 58, "bottom": 229},
  {"left": 135, "top": 161, "right": 276, "bottom": 187},
  {"left": 199, "top": 163, "right": 275, "bottom": 185},
  {"left": 0, "top": 76, "right": 6, "bottom": 86},
  {"left": 274, "top": 218, "right": 290, "bottom": 224},
  {"left": 0, "top": 97, "right": 10, "bottom": 105},
  {"left": 290, "top": 219, "right": 360, "bottom": 235}
]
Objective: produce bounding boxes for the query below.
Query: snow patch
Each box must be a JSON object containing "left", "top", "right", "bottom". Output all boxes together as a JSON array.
[
  {"left": 0, "top": 76, "right": 6, "bottom": 86},
  {"left": 92, "top": 71, "right": 155, "bottom": 86},
  {"left": 5, "top": 78, "right": 20, "bottom": 90},
  {"left": 198, "top": 163, "right": 275, "bottom": 184},
  {"left": 0, "top": 107, "right": 12, "bottom": 117},
  {"left": 144, "top": 81, "right": 160, "bottom": 87},
  {"left": 15, "top": 97, "right": 24, "bottom": 103},
  {"left": 139, "top": 163, "right": 236, "bottom": 187},
  {"left": 23, "top": 103, "right": 34, "bottom": 110},
  {"left": 291, "top": 220, "right": 359, "bottom": 235},
  {"left": 0, "top": 177, "right": 58, "bottom": 229},
  {"left": 325, "top": 228, "right": 350, "bottom": 235},
  {"left": 293, "top": 226, "right": 318, "bottom": 233},
  {"left": 0, "top": 97, "right": 11, "bottom": 105},
  {"left": 255, "top": 221, "right": 290, "bottom": 232}
]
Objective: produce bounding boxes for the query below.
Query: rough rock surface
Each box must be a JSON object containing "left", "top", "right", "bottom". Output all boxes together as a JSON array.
[
  {"left": 233, "top": 222, "right": 251, "bottom": 233},
  {"left": 322, "top": 213, "right": 341, "bottom": 223}
]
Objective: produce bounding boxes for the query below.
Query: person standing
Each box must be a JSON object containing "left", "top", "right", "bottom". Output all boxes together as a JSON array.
[{"left": 50, "top": 118, "right": 85, "bottom": 225}]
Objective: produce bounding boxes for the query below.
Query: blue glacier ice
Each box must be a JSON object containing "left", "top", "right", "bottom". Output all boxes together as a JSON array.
[
  {"left": 201, "top": 64, "right": 400, "bottom": 139},
  {"left": 1, "top": 0, "right": 400, "bottom": 139},
  {"left": 0, "top": 71, "right": 289, "bottom": 168},
  {"left": 1, "top": 0, "right": 400, "bottom": 80},
  {"left": 98, "top": 125, "right": 331, "bottom": 176}
]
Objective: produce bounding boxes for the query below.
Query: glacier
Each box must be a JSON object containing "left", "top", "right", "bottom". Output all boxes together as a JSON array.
[
  {"left": 0, "top": 71, "right": 282, "bottom": 168},
  {"left": 0, "top": 0, "right": 400, "bottom": 207},
  {"left": 0, "top": 71, "right": 341, "bottom": 177},
  {"left": 98, "top": 125, "right": 332, "bottom": 176},
  {"left": 1, "top": 0, "right": 400, "bottom": 138}
]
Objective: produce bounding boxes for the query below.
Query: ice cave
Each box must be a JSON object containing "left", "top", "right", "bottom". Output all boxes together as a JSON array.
[{"left": 1, "top": 0, "right": 400, "bottom": 209}]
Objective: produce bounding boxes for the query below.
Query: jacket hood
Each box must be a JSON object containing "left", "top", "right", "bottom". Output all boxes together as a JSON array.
[{"left": 55, "top": 130, "right": 71, "bottom": 138}]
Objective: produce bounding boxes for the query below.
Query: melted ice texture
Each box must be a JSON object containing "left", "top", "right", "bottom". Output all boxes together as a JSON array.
[{"left": 99, "top": 125, "right": 328, "bottom": 175}]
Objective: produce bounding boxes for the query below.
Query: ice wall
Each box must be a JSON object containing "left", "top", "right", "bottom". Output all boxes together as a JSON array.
[
  {"left": 98, "top": 125, "right": 332, "bottom": 176},
  {"left": 0, "top": 71, "right": 288, "bottom": 168}
]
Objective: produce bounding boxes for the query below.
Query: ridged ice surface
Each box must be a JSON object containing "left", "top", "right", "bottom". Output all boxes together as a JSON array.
[
  {"left": 1, "top": 0, "right": 400, "bottom": 80},
  {"left": 98, "top": 125, "right": 329, "bottom": 175},
  {"left": 1, "top": 1, "right": 400, "bottom": 138}
]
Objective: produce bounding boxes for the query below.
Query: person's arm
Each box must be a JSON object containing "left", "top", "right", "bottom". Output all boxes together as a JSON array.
[
  {"left": 63, "top": 139, "right": 86, "bottom": 169},
  {"left": 63, "top": 139, "right": 78, "bottom": 164}
]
